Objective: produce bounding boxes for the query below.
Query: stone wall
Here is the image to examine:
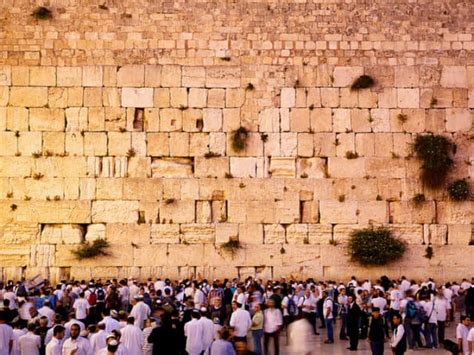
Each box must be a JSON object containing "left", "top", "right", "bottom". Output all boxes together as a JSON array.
[{"left": 0, "top": 0, "right": 473, "bottom": 282}]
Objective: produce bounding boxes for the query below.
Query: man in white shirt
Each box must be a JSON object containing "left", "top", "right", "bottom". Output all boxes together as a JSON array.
[
  {"left": 229, "top": 301, "right": 252, "bottom": 342},
  {"left": 18, "top": 323, "right": 41, "bottom": 355},
  {"left": 62, "top": 323, "right": 92, "bottom": 355},
  {"left": 45, "top": 325, "right": 65, "bottom": 355},
  {"left": 297, "top": 288, "right": 318, "bottom": 335},
  {"left": 263, "top": 298, "right": 283, "bottom": 355},
  {"left": 99, "top": 310, "right": 120, "bottom": 334},
  {"left": 3, "top": 286, "right": 16, "bottom": 310},
  {"left": 198, "top": 308, "right": 215, "bottom": 355},
  {"left": 420, "top": 296, "right": 438, "bottom": 349},
  {"left": 184, "top": 310, "right": 204, "bottom": 355},
  {"left": 434, "top": 291, "right": 449, "bottom": 344},
  {"left": 120, "top": 316, "right": 143, "bottom": 355},
  {"left": 38, "top": 301, "right": 55, "bottom": 327},
  {"left": 468, "top": 326, "right": 474, "bottom": 355},
  {"left": 90, "top": 323, "right": 107, "bottom": 354},
  {"left": 456, "top": 315, "right": 470, "bottom": 355},
  {"left": 322, "top": 291, "right": 334, "bottom": 344},
  {"left": 0, "top": 311, "right": 13, "bottom": 355},
  {"left": 390, "top": 313, "right": 406, "bottom": 354},
  {"left": 72, "top": 293, "right": 90, "bottom": 323},
  {"left": 129, "top": 296, "right": 151, "bottom": 329}
]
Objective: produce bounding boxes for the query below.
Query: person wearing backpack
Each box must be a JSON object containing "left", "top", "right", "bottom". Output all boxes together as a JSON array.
[{"left": 391, "top": 313, "right": 407, "bottom": 355}]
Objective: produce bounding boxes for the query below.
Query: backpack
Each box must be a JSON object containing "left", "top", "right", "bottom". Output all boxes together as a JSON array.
[
  {"left": 96, "top": 288, "right": 106, "bottom": 302},
  {"left": 287, "top": 296, "right": 297, "bottom": 316},
  {"left": 405, "top": 300, "right": 417, "bottom": 319},
  {"left": 87, "top": 290, "right": 97, "bottom": 305}
]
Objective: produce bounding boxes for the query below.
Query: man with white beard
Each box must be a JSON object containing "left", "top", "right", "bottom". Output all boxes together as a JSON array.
[{"left": 120, "top": 317, "right": 143, "bottom": 355}]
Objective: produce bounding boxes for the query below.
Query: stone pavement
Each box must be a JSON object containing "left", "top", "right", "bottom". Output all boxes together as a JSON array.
[{"left": 266, "top": 321, "right": 456, "bottom": 354}]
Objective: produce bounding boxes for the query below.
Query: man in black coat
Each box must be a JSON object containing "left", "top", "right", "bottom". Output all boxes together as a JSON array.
[
  {"left": 368, "top": 307, "right": 385, "bottom": 355},
  {"left": 347, "top": 294, "right": 361, "bottom": 351}
]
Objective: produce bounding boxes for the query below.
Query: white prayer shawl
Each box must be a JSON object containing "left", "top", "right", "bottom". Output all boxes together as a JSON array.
[
  {"left": 198, "top": 317, "right": 215, "bottom": 354},
  {"left": 90, "top": 329, "right": 107, "bottom": 354},
  {"left": 184, "top": 319, "right": 204, "bottom": 355},
  {"left": 120, "top": 324, "right": 144, "bottom": 355},
  {"left": 130, "top": 302, "right": 151, "bottom": 329}
]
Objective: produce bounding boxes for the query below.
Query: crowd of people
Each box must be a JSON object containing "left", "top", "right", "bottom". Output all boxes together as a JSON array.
[{"left": 0, "top": 275, "right": 474, "bottom": 355}]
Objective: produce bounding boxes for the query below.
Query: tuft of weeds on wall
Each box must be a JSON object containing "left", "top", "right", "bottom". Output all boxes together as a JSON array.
[
  {"left": 375, "top": 194, "right": 382, "bottom": 201},
  {"left": 239, "top": 182, "right": 246, "bottom": 188},
  {"left": 424, "top": 245, "right": 434, "bottom": 260},
  {"left": 53, "top": 195, "right": 61, "bottom": 201},
  {"left": 72, "top": 239, "right": 110, "bottom": 260},
  {"left": 231, "top": 127, "right": 249, "bottom": 152},
  {"left": 179, "top": 105, "right": 188, "bottom": 111},
  {"left": 350, "top": 75, "right": 375, "bottom": 91},
  {"left": 33, "top": 172, "right": 44, "bottom": 180},
  {"left": 6, "top": 192, "right": 13, "bottom": 198},
  {"left": 225, "top": 173, "right": 233, "bottom": 179},
  {"left": 32, "top": 152, "right": 42, "bottom": 158},
  {"left": 32, "top": 7, "right": 53, "bottom": 20},
  {"left": 345, "top": 151, "right": 359, "bottom": 159},
  {"left": 24, "top": 196, "right": 31, "bottom": 201},
  {"left": 219, "top": 238, "right": 242, "bottom": 258},
  {"left": 164, "top": 198, "right": 176, "bottom": 205},
  {"left": 137, "top": 211, "right": 146, "bottom": 224},
  {"left": 10, "top": 204, "right": 18, "bottom": 211},
  {"left": 349, "top": 227, "right": 406, "bottom": 266},
  {"left": 280, "top": 247, "right": 286, "bottom": 254},
  {"left": 126, "top": 148, "right": 136, "bottom": 158},
  {"left": 245, "top": 83, "right": 255, "bottom": 91},
  {"left": 430, "top": 97, "right": 438, "bottom": 108},
  {"left": 329, "top": 239, "right": 339, "bottom": 246},
  {"left": 44, "top": 150, "right": 53, "bottom": 157},
  {"left": 15, "top": 131, "right": 20, "bottom": 137},
  {"left": 447, "top": 179, "right": 470, "bottom": 201},
  {"left": 204, "top": 152, "right": 221, "bottom": 158},
  {"left": 300, "top": 173, "right": 308, "bottom": 178},
  {"left": 412, "top": 193, "right": 426, "bottom": 205},
  {"left": 119, "top": 127, "right": 127, "bottom": 132},
  {"left": 391, "top": 152, "right": 400, "bottom": 159},
  {"left": 260, "top": 133, "right": 268, "bottom": 143},
  {"left": 98, "top": 4, "right": 109, "bottom": 10},
  {"left": 397, "top": 113, "right": 408, "bottom": 124},
  {"left": 220, "top": 57, "right": 231, "bottom": 62},
  {"left": 413, "top": 134, "right": 454, "bottom": 188},
  {"left": 338, "top": 194, "right": 345, "bottom": 202}
]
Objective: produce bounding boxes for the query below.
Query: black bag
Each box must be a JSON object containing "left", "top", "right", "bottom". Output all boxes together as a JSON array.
[{"left": 443, "top": 339, "right": 458, "bottom": 354}]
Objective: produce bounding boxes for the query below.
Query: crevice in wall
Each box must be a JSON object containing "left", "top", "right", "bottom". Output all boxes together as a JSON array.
[{"left": 133, "top": 108, "right": 144, "bottom": 131}]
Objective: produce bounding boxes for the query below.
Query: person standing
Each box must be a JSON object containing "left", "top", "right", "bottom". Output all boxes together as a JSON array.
[
  {"left": 130, "top": 296, "right": 151, "bottom": 330},
  {"left": 250, "top": 303, "right": 263, "bottom": 355},
  {"left": 338, "top": 288, "right": 349, "bottom": 340},
  {"left": 72, "top": 293, "right": 90, "bottom": 325},
  {"left": 297, "top": 288, "right": 318, "bottom": 335},
  {"left": 198, "top": 308, "right": 215, "bottom": 355},
  {"left": 18, "top": 323, "right": 41, "bottom": 355},
  {"left": 434, "top": 290, "right": 449, "bottom": 345},
  {"left": 322, "top": 291, "right": 334, "bottom": 344},
  {"left": 0, "top": 310, "right": 13, "bottom": 355},
  {"left": 147, "top": 313, "right": 179, "bottom": 355},
  {"left": 368, "top": 307, "right": 385, "bottom": 355},
  {"left": 229, "top": 302, "right": 251, "bottom": 343},
  {"left": 456, "top": 315, "right": 470, "bottom": 355},
  {"left": 184, "top": 310, "right": 204, "bottom": 355},
  {"left": 90, "top": 322, "right": 107, "bottom": 355},
  {"left": 120, "top": 316, "right": 143, "bottom": 355},
  {"left": 346, "top": 294, "right": 361, "bottom": 351},
  {"left": 45, "top": 325, "right": 65, "bottom": 355},
  {"left": 263, "top": 299, "right": 283, "bottom": 355},
  {"left": 210, "top": 327, "right": 236, "bottom": 355},
  {"left": 390, "top": 314, "right": 407, "bottom": 355},
  {"left": 420, "top": 295, "right": 438, "bottom": 348},
  {"left": 62, "top": 323, "right": 92, "bottom": 355}
]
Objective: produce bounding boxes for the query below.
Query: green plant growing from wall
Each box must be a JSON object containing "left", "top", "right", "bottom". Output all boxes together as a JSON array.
[
  {"left": 348, "top": 227, "right": 406, "bottom": 266},
  {"left": 32, "top": 7, "right": 52, "bottom": 20},
  {"left": 424, "top": 245, "right": 434, "bottom": 259},
  {"left": 219, "top": 238, "right": 242, "bottom": 258},
  {"left": 413, "top": 134, "right": 454, "bottom": 188},
  {"left": 350, "top": 75, "right": 375, "bottom": 91},
  {"left": 72, "top": 239, "right": 110, "bottom": 260},
  {"left": 412, "top": 193, "right": 426, "bottom": 205},
  {"left": 231, "top": 127, "right": 249, "bottom": 152},
  {"left": 447, "top": 179, "right": 470, "bottom": 201}
]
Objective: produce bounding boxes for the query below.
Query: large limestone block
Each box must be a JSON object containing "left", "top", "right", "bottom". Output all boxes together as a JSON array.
[
  {"left": 357, "top": 201, "right": 388, "bottom": 224},
  {"left": 320, "top": 201, "right": 358, "bottom": 224},
  {"left": 440, "top": 66, "right": 467, "bottom": 88},
  {"left": 159, "top": 200, "right": 195, "bottom": 224},
  {"left": 269, "top": 157, "right": 295, "bottom": 177},
  {"left": 105, "top": 223, "right": 150, "bottom": 245},
  {"left": 282, "top": 245, "right": 321, "bottom": 266},
  {"left": 95, "top": 178, "right": 123, "bottom": 200},
  {"left": 92, "top": 201, "right": 139, "bottom": 223},
  {"left": 394, "top": 66, "right": 419, "bottom": 87},
  {"left": 386, "top": 224, "right": 423, "bottom": 245},
  {"left": 40, "top": 224, "right": 84, "bottom": 244},
  {"left": 151, "top": 224, "right": 180, "bottom": 244},
  {"left": 447, "top": 224, "right": 472, "bottom": 245},
  {"left": 332, "top": 66, "right": 364, "bottom": 87},
  {"left": 151, "top": 158, "right": 193, "bottom": 178},
  {"left": 425, "top": 224, "right": 448, "bottom": 245},
  {"left": 84, "top": 224, "right": 106, "bottom": 241},
  {"left": 29, "top": 67, "right": 56, "bottom": 86},
  {"left": 0, "top": 157, "right": 32, "bottom": 177},
  {"left": 117, "top": 65, "right": 144, "bottom": 87},
  {"left": 195, "top": 157, "right": 229, "bottom": 178},
  {"left": 57, "top": 67, "right": 82, "bottom": 86},
  {"left": 389, "top": 201, "right": 436, "bottom": 224},
  {"left": 133, "top": 245, "right": 168, "bottom": 267},
  {"left": 123, "top": 178, "right": 162, "bottom": 202},
  {"left": 437, "top": 201, "right": 472, "bottom": 224},
  {"left": 366, "top": 158, "right": 406, "bottom": 178},
  {"left": 244, "top": 245, "right": 283, "bottom": 266},
  {"left": 121, "top": 88, "right": 153, "bottom": 107},
  {"left": 9, "top": 87, "right": 48, "bottom": 107},
  {"left": 238, "top": 224, "right": 263, "bottom": 244},
  {"left": 445, "top": 108, "right": 472, "bottom": 132},
  {"left": 0, "top": 65, "right": 11, "bottom": 85},
  {"left": 206, "top": 66, "right": 240, "bottom": 88},
  {"left": 181, "top": 224, "right": 215, "bottom": 243},
  {"left": 0, "top": 132, "right": 16, "bottom": 156},
  {"left": 1, "top": 223, "right": 38, "bottom": 245},
  {"left": 0, "top": 247, "right": 29, "bottom": 266},
  {"left": 286, "top": 224, "right": 308, "bottom": 244},
  {"left": 307, "top": 224, "right": 333, "bottom": 244},
  {"left": 167, "top": 244, "right": 205, "bottom": 266},
  {"left": 297, "top": 158, "right": 325, "bottom": 178},
  {"left": 161, "top": 66, "right": 181, "bottom": 87},
  {"left": 15, "top": 201, "right": 91, "bottom": 224},
  {"left": 30, "top": 244, "right": 55, "bottom": 266},
  {"left": 34, "top": 157, "right": 88, "bottom": 178},
  {"left": 0, "top": 87, "right": 8, "bottom": 106},
  {"left": 397, "top": 88, "right": 419, "bottom": 108},
  {"left": 30, "top": 108, "right": 65, "bottom": 131},
  {"left": 264, "top": 224, "right": 285, "bottom": 244},
  {"left": 328, "top": 157, "right": 366, "bottom": 178},
  {"left": 259, "top": 108, "right": 279, "bottom": 132},
  {"left": 230, "top": 157, "right": 256, "bottom": 178},
  {"left": 281, "top": 88, "right": 295, "bottom": 108},
  {"left": 82, "top": 66, "right": 103, "bottom": 87},
  {"left": 275, "top": 200, "right": 299, "bottom": 223},
  {"left": 182, "top": 67, "right": 205, "bottom": 88}
]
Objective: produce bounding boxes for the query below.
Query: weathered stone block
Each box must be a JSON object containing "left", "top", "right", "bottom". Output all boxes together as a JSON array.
[
  {"left": 390, "top": 201, "right": 436, "bottom": 224},
  {"left": 10, "top": 87, "right": 48, "bottom": 107},
  {"left": 320, "top": 201, "right": 358, "bottom": 224},
  {"left": 57, "top": 67, "right": 82, "bottom": 87},
  {"left": 333, "top": 66, "right": 364, "bottom": 87},
  {"left": 269, "top": 157, "right": 295, "bottom": 177},
  {"left": 40, "top": 224, "right": 83, "bottom": 244},
  {"left": 308, "top": 224, "right": 333, "bottom": 244},
  {"left": 181, "top": 224, "right": 214, "bottom": 243},
  {"left": 92, "top": 201, "right": 138, "bottom": 223},
  {"left": 121, "top": 88, "right": 153, "bottom": 107},
  {"left": 151, "top": 224, "right": 180, "bottom": 244},
  {"left": 117, "top": 65, "right": 144, "bottom": 87},
  {"left": 195, "top": 157, "right": 228, "bottom": 178},
  {"left": 206, "top": 66, "right": 239, "bottom": 88},
  {"left": 286, "top": 224, "right": 308, "bottom": 244},
  {"left": 30, "top": 67, "right": 56, "bottom": 86},
  {"left": 440, "top": 66, "right": 467, "bottom": 88}
]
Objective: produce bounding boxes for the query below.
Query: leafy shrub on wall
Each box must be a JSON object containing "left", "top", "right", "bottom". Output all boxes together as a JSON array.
[{"left": 348, "top": 228, "right": 406, "bottom": 266}]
